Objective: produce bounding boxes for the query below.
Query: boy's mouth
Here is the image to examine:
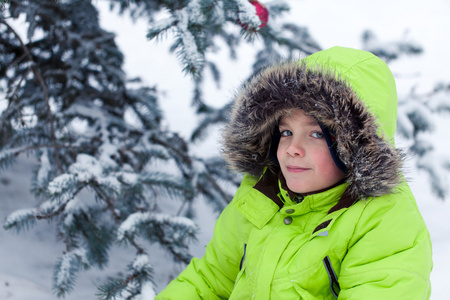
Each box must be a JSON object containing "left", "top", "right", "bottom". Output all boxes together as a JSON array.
[{"left": 286, "top": 166, "right": 310, "bottom": 173}]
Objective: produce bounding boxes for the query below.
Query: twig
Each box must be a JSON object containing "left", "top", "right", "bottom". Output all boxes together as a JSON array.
[
  {"left": 93, "top": 185, "right": 145, "bottom": 254},
  {"left": 36, "top": 185, "right": 84, "bottom": 220},
  {"left": 0, "top": 143, "right": 77, "bottom": 160},
  {"left": 204, "top": 172, "right": 232, "bottom": 203},
  {"left": 0, "top": 19, "right": 63, "bottom": 173}
]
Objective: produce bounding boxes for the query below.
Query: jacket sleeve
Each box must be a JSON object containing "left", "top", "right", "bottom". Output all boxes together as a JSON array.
[
  {"left": 338, "top": 183, "right": 433, "bottom": 299},
  {"left": 155, "top": 199, "right": 244, "bottom": 300}
]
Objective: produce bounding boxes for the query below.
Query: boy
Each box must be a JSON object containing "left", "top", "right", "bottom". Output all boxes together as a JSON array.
[{"left": 156, "top": 46, "right": 432, "bottom": 299}]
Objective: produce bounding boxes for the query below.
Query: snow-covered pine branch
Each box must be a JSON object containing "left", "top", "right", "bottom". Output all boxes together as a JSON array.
[
  {"left": 53, "top": 248, "right": 90, "bottom": 297},
  {"left": 96, "top": 254, "right": 155, "bottom": 300},
  {"left": 397, "top": 86, "right": 450, "bottom": 200},
  {"left": 117, "top": 211, "right": 198, "bottom": 251},
  {"left": 362, "top": 30, "right": 423, "bottom": 63}
]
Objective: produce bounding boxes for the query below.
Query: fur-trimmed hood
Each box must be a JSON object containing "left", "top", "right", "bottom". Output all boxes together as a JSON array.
[{"left": 222, "top": 46, "right": 403, "bottom": 200}]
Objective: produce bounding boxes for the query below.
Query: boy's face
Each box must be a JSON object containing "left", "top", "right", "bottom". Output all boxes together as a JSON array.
[{"left": 277, "top": 109, "right": 345, "bottom": 194}]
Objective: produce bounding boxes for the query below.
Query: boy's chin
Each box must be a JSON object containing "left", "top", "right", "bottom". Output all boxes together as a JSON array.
[{"left": 286, "top": 181, "right": 312, "bottom": 194}]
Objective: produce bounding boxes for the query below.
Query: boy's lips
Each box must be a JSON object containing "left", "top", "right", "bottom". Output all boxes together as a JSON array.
[{"left": 286, "top": 166, "right": 310, "bottom": 173}]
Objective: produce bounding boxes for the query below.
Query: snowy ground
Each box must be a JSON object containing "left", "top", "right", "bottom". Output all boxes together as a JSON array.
[{"left": 1, "top": 0, "right": 450, "bottom": 299}]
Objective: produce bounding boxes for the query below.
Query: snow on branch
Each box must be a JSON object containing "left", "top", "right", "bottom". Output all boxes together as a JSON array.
[
  {"left": 37, "top": 148, "right": 51, "bottom": 186},
  {"left": 67, "top": 154, "right": 121, "bottom": 193},
  {"left": 264, "top": 0, "right": 290, "bottom": 17},
  {"left": 428, "top": 86, "right": 450, "bottom": 113},
  {"left": 47, "top": 173, "right": 78, "bottom": 196},
  {"left": 133, "top": 131, "right": 171, "bottom": 159},
  {"left": 38, "top": 153, "right": 121, "bottom": 220},
  {"left": 132, "top": 253, "right": 152, "bottom": 273},
  {"left": 398, "top": 87, "right": 450, "bottom": 200},
  {"left": 54, "top": 248, "right": 90, "bottom": 297},
  {"left": 397, "top": 100, "right": 435, "bottom": 140},
  {"left": 117, "top": 211, "right": 198, "bottom": 264},
  {"left": 363, "top": 30, "right": 423, "bottom": 62},
  {"left": 147, "top": 16, "right": 177, "bottom": 40},
  {"left": 139, "top": 171, "right": 194, "bottom": 199},
  {"left": 117, "top": 211, "right": 197, "bottom": 243},
  {"left": 173, "top": 7, "right": 205, "bottom": 75},
  {"left": 3, "top": 207, "right": 37, "bottom": 232},
  {"left": 418, "top": 152, "right": 450, "bottom": 200},
  {"left": 96, "top": 253, "right": 154, "bottom": 300}
]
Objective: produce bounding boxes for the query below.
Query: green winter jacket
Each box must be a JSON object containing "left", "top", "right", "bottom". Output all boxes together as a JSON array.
[{"left": 156, "top": 47, "right": 432, "bottom": 299}]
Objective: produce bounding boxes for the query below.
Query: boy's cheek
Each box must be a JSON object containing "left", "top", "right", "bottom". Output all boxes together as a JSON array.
[{"left": 276, "top": 144, "right": 284, "bottom": 161}]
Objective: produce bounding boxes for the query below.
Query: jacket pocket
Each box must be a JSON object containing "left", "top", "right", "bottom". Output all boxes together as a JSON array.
[{"left": 323, "top": 255, "right": 340, "bottom": 298}]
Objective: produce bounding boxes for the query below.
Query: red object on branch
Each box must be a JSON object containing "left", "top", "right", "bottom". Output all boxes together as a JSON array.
[{"left": 240, "top": 0, "right": 269, "bottom": 30}]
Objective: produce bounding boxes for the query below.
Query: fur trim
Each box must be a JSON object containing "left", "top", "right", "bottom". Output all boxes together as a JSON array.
[{"left": 222, "top": 61, "right": 404, "bottom": 200}]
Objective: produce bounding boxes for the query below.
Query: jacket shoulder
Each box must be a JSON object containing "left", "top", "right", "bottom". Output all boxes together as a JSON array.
[
  {"left": 339, "top": 181, "right": 432, "bottom": 298},
  {"left": 355, "top": 181, "right": 427, "bottom": 229}
]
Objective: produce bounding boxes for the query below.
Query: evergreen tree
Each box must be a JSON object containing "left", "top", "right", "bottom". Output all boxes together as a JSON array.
[
  {"left": 362, "top": 30, "right": 450, "bottom": 200},
  {"left": 0, "top": 0, "right": 320, "bottom": 298}
]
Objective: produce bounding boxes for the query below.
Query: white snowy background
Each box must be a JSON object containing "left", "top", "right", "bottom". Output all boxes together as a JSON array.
[{"left": 1, "top": 0, "right": 450, "bottom": 299}]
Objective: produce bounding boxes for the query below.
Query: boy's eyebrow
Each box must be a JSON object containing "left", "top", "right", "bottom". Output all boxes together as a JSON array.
[
  {"left": 307, "top": 119, "right": 320, "bottom": 127},
  {"left": 278, "top": 118, "right": 319, "bottom": 127},
  {"left": 278, "top": 119, "right": 287, "bottom": 127}
]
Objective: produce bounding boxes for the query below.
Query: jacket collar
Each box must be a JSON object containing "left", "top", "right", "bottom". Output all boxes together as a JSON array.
[{"left": 234, "top": 172, "right": 351, "bottom": 229}]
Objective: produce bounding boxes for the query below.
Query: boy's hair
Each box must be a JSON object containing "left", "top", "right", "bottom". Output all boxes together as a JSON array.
[{"left": 222, "top": 47, "right": 404, "bottom": 201}]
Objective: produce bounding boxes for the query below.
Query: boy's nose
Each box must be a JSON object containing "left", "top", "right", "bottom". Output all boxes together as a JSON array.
[{"left": 286, "top": 142, "right": 305, "bottom": 157}]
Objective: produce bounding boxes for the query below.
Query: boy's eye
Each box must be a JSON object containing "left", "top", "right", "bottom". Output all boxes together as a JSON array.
[
  {"left": 311, "top": 131, "right": 324, "bottom": 138},
  {"left": 280, "top": 130, "right": 292, "bottom": 137}
]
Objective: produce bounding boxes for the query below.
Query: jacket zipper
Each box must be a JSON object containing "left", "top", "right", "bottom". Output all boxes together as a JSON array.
[
  {"left": 240, "top": 244, "right": 247, "bottom": 271},
  {"left": 323, "top": 255, "right": 340, "bottom": 298}
]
